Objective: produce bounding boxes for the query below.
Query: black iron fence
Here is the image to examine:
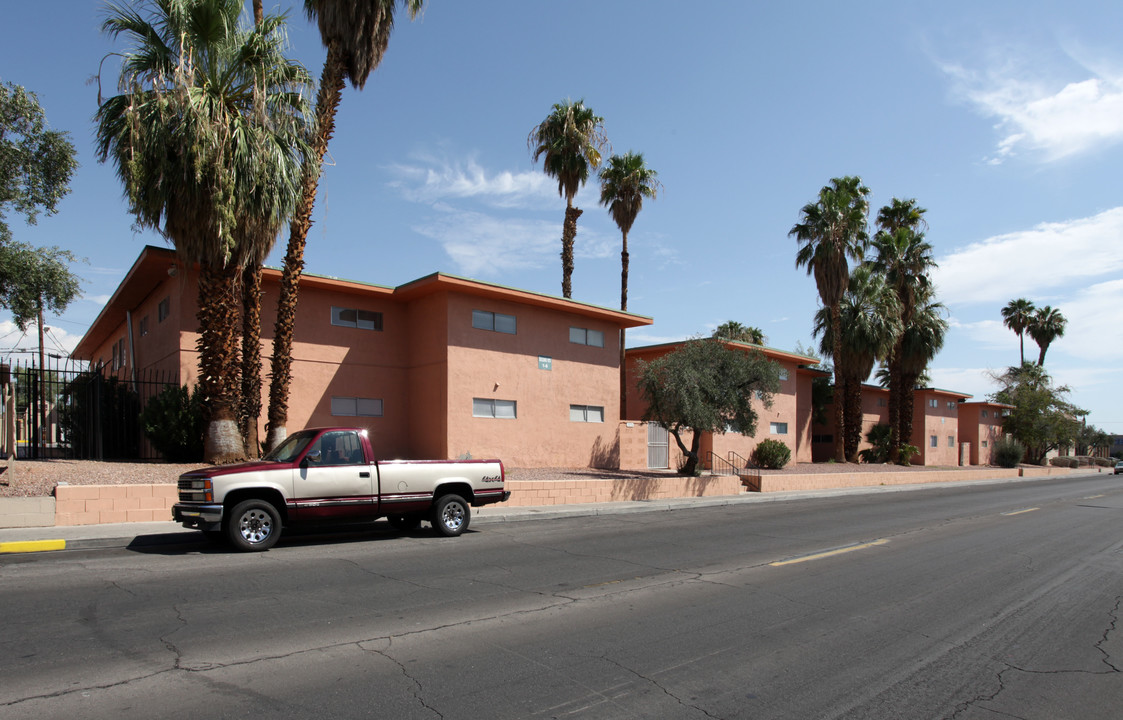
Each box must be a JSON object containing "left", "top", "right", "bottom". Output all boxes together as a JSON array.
[{"left": 0, "top": 357, "right": 178, "bottom": 461}]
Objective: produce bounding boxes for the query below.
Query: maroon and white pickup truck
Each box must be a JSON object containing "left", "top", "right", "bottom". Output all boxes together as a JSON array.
[{"left": 172, "top": 427, "right": 508, "bottom": 551}]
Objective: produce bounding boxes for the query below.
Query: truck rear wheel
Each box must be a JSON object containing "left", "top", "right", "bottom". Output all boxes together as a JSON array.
[
  {"left": 431, "top": 494, "right": 470, "bottom": 537},
  {"left": 227, "top": 499, "right": 281, "bottom": 552}
]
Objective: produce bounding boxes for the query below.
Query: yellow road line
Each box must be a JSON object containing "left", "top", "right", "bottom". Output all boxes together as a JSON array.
[
  {"left": 1002, "top": 508, "right": 1039, "bottom": 516},
  {"left": 770, "top": 538, "right": 888, "bottom": 567},
  {"left": 0, "top": 539, "right": 67, "bottom": 554}
]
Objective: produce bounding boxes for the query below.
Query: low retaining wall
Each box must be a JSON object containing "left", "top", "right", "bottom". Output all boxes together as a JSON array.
[
  {"left": 18, "top": 465, "right": 1084, "bottom": 528},
  {"left": 54, "top": 484, "right": 179, "bottom": 526}
]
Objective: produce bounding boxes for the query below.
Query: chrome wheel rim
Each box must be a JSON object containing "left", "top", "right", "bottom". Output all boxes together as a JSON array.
[
  {"left": 238, "top": 509, "right": 273, "bottom": 544},
  {"left": 441, "top": 503, "right": 464, "bottom": 531}
]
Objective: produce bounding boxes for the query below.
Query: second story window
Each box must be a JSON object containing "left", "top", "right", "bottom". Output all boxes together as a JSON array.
[
  {"left": 332, "top": 307, "right": 383, "bottom": 331},
  {"left": 569, "top": 327, "right": 604, "bottom": 347},
  {"left": 139, "top": 316, "right": 149, "bottom": 337},
  {"left": 157, "top": 297, "right": 170, "bottom": 322},
  {"left": 473, "top": 310, "right": 516, "bottom": 334}
]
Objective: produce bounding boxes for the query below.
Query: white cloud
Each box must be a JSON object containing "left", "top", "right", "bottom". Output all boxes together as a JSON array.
[
  {"left": 942, "top": 55, "right": 1123, "bottom": 162},
  {"left": 387, "top": 156, "right": 554, "bottom": 209},
  {"left": 933, "top": 207, "right": 1123, "bottom": 304},
  {"left": 0, "top": 320, "right": 82, "bottom": 357},
  {"left": 412, "top": 207, "right": 613, "bottom": 278},
  {"left": 1047, "top": 279, "right": 1123, "bottom": 362}
]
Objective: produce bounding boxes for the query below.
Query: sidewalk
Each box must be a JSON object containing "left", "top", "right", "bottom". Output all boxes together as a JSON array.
[{"left": 0, "top": 474, "right": 1050, "bottom": 554}]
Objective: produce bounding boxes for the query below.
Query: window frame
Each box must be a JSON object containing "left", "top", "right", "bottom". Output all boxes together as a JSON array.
[
  {"left": 330, "top": 396, "right": 384, "bottom": 417},
  {"left": 472, "top": 398, "right": 517, "bottom": 419},
  {"left": 569, "top": 326, "right": 605, "bottom": 347},
  {"left": 331, "top": 306, "right": 384, "bottom": 331},
  {"left": 569, "top": 404, "right": 605, "bottom": 423},
  {"left": 473, "top": 310, "right": 517, "bottom": 335},
  {"left": 769, "top": 421, "right": 788, "bottom": 435}
]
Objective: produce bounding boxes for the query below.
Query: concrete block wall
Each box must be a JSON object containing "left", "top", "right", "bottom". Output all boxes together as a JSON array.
[
  {"left": 494, "top": 475, "right": 744, "bottom": 507},
  {"left": 55, "top": 483, "right": 178, "bottom": 526}
]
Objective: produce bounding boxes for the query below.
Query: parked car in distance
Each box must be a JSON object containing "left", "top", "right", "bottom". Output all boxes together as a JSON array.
[
  {"left": 172, "top": 427, "right": 508, "bottom": 551},
  {"left": 1115, "top": 461, "right": 1123, "bottom": 475}
]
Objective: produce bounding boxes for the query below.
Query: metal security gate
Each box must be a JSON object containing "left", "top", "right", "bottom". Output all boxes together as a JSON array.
[{"left": 647, "top": 423, "right": 670, "bottom": 469}]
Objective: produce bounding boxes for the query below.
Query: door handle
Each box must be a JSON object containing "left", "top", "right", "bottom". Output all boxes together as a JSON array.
[{"left": 359, "top": 471, "right": 371, "bottom": 478}]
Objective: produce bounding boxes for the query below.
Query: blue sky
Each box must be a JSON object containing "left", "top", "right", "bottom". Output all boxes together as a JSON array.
[{"left": 3, "top": 1, "right": 1123, "bottom": 432}]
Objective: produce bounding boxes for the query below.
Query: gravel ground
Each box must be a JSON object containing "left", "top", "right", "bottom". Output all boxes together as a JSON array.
[{"left": 0, "top": 458, "right": 969, "bottom": 498}]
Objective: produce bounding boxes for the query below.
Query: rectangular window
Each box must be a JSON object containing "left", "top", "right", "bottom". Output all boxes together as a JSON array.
[
  {"left": 928, "top": 399, "right": 938, "bottom": 408},
  {"left": 331, "top": 306, "right": 383, "bottom": 331},
  {"left": 569, "top": 404, "right": 605, "bottom": 423},
  {"left": 473, "top": 310, "right": 516, "bottom": 334},
  {"left": 569, "top": 327, "right": 605, "bottom": 347},
  {"left": 930, "top": 435, "right": 938, "bottom": 448},
  {"left": 139, "top": 316, "right": 149, "bottom": 337},
  {"left": 981, "top": 440, "right": 989, "bottom": 448},
  {"left": 981, "top": 410, "right": 989, "bottom": 418},
  {"left": 770, "top": 422, "right": 788, "bottom": 435},
  {"left": 157, "top": 297, "right": 170, "bottom": 322},
  {"left": 116, "top": 338, "right": 126, "bottom": 370},
  {"left": 473, "top": 398, "right": 516, "bottom": 418},
  {"left": 778, "top": 368, "right": 789, "bottom": 381},
  {"left": 877, "top": 397, "right": 887, "bottom": 407},
  {"left": 947, "top": 401, "right": 956, "bottom": 409},
  {"left": 330, "top": 396, "right": 384, "bottom": 417},
  {"left": 948, "top": 435, "right": 956, "bottom": 448},
  {"left": 812, "top": 434, "right": 833, "bottom": 443}
]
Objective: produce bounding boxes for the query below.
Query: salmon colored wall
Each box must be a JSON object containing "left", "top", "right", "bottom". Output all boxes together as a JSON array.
[
  {"left": 795, "top": 372, "right": 815, "bottom": 462},
  {"left": 912, "top": 391, "right": 962, "bottom": 466},
  {"left": 957, "top": 403, "right": 1007, "bottom": 465},
  {"left": 444, "top": 294, "right": 620, "bottom": 467},
  {"left": 405, "top": 291, "right": 450, "bottom": 460}
]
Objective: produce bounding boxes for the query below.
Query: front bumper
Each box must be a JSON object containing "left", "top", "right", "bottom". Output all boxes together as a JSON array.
[{"left": 172, "top": 502, "right": 224, "bottom": 531}]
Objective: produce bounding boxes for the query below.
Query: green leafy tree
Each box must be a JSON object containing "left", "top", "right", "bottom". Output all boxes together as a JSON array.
[
  {"left": 712, "top": 320, "right": 766, "bottom": 345},
  {"left": 0, "top": 81, "right": 78, "bottom": 245},
  {"left": 529, "top": 99, "right": 609, "bottom": 299},
  {"left": 95, "top": 0, "right": 312, "bottom": 463},
  {"left": 790, "top": 176, "right": 871, "bottom": 462},
  {"left": 0, "top": 242, "right": 82, "bottom": 437},
  {"left": 814, "top": 264, "right": 900, "bottom": 461},
  {"left": 1001, "top": 298, "right": 1036, "bottom": 366},
  {"left": 990, "top": 362, "right": 1084, "bottom": 464},
  {"left": 599, "top": 150, "right": 659, "bottom": 418},
  {"left": 266, "top": 0, "right": 425, "bottom": 452},
  {"left": 635, "top": 339, "right": 781, "bottom": 476},
  {"left": 1028, "top": 305, "right": 1066, "bottom": 366}
]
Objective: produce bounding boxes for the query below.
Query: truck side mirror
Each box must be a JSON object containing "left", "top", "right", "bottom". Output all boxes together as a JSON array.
[{"left": 303, "top": 449, "right": 322, "bottom": 465}]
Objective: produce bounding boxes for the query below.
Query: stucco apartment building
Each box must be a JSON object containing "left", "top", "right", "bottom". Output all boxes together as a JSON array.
[
  {"left": 72, "top": 246, "right": 652, "bottom": 468},
  {"left": 75, "top": 246, "right": 1010, "bottom": 470}
]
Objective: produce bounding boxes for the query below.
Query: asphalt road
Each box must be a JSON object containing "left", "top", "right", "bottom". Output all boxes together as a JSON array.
[{"left": 2, "top": 474, "right": 1121, "bottom": 719}]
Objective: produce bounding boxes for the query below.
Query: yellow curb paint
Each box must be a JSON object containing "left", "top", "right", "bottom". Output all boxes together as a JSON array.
[
  {"left": 770, "top": 538, "right": 888, "bottom": 567},
  {"left": 0, "top": 540, "right": 67, "bottom": 554},
  {"left": 1002, "top": 508, "right": 1039, "bottom": 516}
]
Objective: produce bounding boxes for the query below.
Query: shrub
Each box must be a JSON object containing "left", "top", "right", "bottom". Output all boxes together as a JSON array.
[
  {"left": 751, "top": 439, "right": 791, "bottom": 469},
  {"left": 1094, "top": 456, "right": 1114, "bottom": 468},
  {"left": 993, "top": 436, "right": 1025, "bottom": 468},
  {"left": 139, "top": 384, "right": 204, "bottom": 462},
  {"left": 897, "top": 444, "right": 920, "bottom": 466},
  {"left": 1049, "top": 456, "right": 1079, "bottom": 468},
  {"left": 858, "top": 424, "right": 892, "bottom": 464}
]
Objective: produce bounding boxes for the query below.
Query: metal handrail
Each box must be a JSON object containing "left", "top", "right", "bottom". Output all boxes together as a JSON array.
[{"left": 707, "top": 452, "right": 738, "bottom": 476}]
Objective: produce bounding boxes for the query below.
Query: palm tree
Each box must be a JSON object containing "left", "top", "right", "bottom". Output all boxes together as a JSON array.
[
  {"left": 712, "top": 321, "right": 766, "bottom": 346},
  {"left": 529, "top": 99, "right": 609, "bottom": 299},
  {"left": 813, "top": 265, "right": 900, "bottom": 461},
  {"left": 96, "top": 0, "right": 311, "bottom": 463},
  {"left": 598, "top": 151, "right": 659, "bottom": 417},
  {"left": 869, "top": 200, "right": 934, "bottom": 462},
  {"left": 1028, "top": 305, "right": 1067, "bottom": 366},
  {"left": 897, "top": 295, "right": 948, "bottom": 449},
  {"left": 1001, "top": 298, "right": 1036, "bottom": 365},
  {"left": 790, "top": 176, "right": 872, "bottom": 462},
  {"left": 265, "top": 0, "right": 425, "bottom": 451}
]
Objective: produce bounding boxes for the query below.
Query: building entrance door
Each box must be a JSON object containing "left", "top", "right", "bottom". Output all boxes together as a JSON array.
[{"left": 647, "top": 423, "right": 670, "bottom": 469}]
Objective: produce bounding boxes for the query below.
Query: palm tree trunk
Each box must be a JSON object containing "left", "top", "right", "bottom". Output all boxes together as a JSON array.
[
  {"left": 899, "top": 372, "right": 917, "bottom": 455},
  {"left": 887, "top": 343, "right": 902, "bottom": 464},
  {"left": 844, "top": 378, "right": 862, "bottom": 462},
  {"left": 619, "top": 230, "right": 629, "bottom": 418},
  {"left": 1018, "top": 331, "right": 1025, "bottom": 366},
  {"left": 240, "top": 263, "right": 263, "bottom": 457},
  {"left": 1037, "top": 344, "right": 1048, "bottom": 366},
  {"left": 560, "top": 201, "right": 582, "bottom": 299},
  {"left": 198, "top": 262, "right": 245, "bottom": 464},
  {"left": 831, "top": 303, "right": 846, "bottom": 462},
  {"left": 265, "top": 44, "right": 347, "bottom": 452}
]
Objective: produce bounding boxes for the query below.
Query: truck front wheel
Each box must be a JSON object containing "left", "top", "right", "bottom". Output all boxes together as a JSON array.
[
  {"left": 227, "top": 499, "right": 282, "bottom": 552},
  {"left": 431, "top": 494, "right": 470, "bottom": 537}
]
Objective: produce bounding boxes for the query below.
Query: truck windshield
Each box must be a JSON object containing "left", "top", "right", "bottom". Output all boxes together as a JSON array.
[{"left": 263, "top": 432, "right": 316, "bottom": 463}]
